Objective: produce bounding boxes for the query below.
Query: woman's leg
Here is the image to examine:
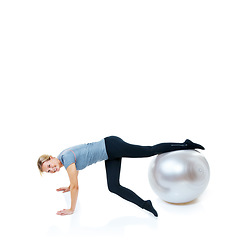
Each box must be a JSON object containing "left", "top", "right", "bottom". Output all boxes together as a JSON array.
[
  {"left": 104, "top": 136, "right": 204, "bottom": 159},
  {"left": 104, "top": 136, "right": 204, "bottom": 216},
  {"left": 105, "top": 157, "right": 158, "bottom": 216}
]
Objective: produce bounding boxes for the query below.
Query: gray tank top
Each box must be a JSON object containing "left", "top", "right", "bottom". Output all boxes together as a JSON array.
[{"left": 57, "top": 139, "right": 108, "bottom": 170}]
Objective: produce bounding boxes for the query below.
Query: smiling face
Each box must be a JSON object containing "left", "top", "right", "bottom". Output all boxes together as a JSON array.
[{"left": 42, "top": 156, "right": 63, "bottom": 173}]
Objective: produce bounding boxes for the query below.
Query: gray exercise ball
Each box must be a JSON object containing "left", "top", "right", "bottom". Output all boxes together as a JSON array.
[{"left": 148, "top": 150, "right": 210, "bottom": 203}]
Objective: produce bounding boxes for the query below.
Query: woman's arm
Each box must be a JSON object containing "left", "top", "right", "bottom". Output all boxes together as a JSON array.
[
  {"left": 56, "top": 171, "right": 79, "bottom": 193},
  {"left": 57, "top": 163, "right": 79, "bottom": 216}
]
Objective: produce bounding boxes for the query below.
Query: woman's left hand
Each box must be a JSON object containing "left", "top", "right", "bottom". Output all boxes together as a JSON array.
[{"left": 56, "top": 209, "right": 74, "bottom": 216}]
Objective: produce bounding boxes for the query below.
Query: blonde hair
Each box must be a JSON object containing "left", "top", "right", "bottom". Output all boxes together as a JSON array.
[{"left": 37, "top": 154, "right": 51, "bottom": 175}]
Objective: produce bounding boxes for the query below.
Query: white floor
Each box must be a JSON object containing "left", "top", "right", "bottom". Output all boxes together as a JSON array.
[
  {"left": 4, "top": 151, "right": 240, "bottom": 240},
  {"left": 1, "top": 1, "right": 240, "bottom": 239}
]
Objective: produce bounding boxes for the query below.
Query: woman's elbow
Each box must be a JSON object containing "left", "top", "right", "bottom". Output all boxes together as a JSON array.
[{"left": 71, "top": 184, "right": 79, "bottom": 190}]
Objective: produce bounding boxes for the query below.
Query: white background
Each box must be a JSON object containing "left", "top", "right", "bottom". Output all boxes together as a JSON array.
[{"left": 0, "top": 0, "right": 239, "bottom": 239}]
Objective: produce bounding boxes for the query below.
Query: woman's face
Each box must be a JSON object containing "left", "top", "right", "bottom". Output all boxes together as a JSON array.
[{"left": 42, "top": 157, "right": 61, "bottom": 173}]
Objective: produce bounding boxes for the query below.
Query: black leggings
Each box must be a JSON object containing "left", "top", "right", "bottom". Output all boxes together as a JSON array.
[{"left": 104, "top": 136, "right": 196, "bottom": 209}]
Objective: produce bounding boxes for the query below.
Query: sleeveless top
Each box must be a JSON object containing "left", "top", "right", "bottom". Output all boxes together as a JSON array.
[{"left": 57, "top": 139, "right": 108, "bottom": 170}]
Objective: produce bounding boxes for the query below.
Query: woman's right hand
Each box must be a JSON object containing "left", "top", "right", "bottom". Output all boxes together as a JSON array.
[{"left": 56, "top": 186, "right": 70, "bottom": 193}]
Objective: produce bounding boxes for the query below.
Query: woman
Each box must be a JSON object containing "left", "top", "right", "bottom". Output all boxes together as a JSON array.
[{"left": 37, "top": 136, "right": 204, "bottom": 217}]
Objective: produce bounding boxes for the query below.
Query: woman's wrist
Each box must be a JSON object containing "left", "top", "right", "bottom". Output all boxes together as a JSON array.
[{"left": 70, "top": 187, "right": 78, "bottom": 212}]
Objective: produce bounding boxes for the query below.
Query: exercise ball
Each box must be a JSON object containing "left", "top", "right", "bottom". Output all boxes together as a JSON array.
[{"left": 148, "top": 150, "right": 210, "bottom": 203}]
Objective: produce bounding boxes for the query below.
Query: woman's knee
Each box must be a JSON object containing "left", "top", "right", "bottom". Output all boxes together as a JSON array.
[{"left": 107, "top": 182, "right": 120, "bottom": 194}]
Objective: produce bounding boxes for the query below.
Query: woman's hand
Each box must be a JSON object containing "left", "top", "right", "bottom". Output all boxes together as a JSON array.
[
  {"left": 56, "top": 186, "right": 70, "bottom": 193},
  {"left": 56, "top": 209, "right": 74, "bottom": 216}
]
